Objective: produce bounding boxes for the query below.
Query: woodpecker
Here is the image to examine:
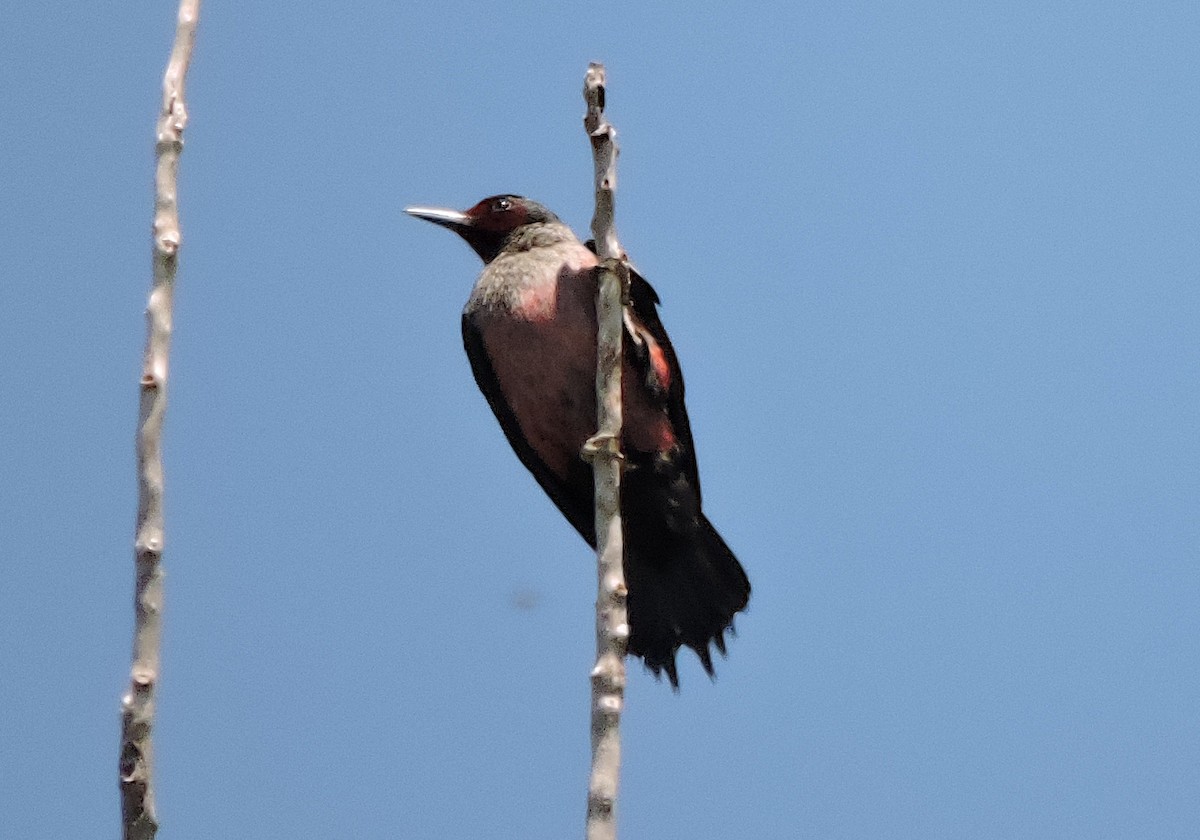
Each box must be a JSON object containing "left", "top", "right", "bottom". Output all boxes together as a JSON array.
[{"left": 407, "top": 195, "right": 750, "bottom": 686}]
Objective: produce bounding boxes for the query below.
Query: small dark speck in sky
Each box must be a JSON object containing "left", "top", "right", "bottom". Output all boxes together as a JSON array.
[{"left": 510, "top": 588, "right": 542, "bottom": 611}]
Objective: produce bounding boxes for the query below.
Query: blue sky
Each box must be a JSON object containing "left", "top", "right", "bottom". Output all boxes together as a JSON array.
[{"left": 2, "top": 2, "right": 1197, "bottom": 838}]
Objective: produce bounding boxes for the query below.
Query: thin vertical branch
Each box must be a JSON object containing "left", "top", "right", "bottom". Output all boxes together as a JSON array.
[
  {"left": 120, "top": 3, "right": 200, "bottom": 839},
  {"left": 582, "top": 62, "right": 630, "bottom": 840}
]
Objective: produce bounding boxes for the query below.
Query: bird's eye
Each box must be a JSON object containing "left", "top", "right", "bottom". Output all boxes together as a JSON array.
[{"left": 494, "top": 198, "right": 513, "bottom": 212}]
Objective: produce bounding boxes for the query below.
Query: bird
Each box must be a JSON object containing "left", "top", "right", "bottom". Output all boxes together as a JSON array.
[{"left": 406, "top": 195, "right": 750, "bottom": 686}]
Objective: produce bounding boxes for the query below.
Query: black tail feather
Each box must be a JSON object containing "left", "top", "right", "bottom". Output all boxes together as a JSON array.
[{"left": 622, "top": 511, "right": 750, "bottom": 688}]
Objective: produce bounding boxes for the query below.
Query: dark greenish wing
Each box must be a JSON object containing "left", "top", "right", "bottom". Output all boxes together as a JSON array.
[
  {"left": 461, "top": 313, "right": 598, "bottom": 546},
  {"left": 584, "top": 243, "right": 703, "bottom": 504}
]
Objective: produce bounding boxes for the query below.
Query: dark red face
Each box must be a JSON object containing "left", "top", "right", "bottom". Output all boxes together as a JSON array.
[
  {"left": 455, "top": 195, "right": 562, "bottom": 263},
  {"left": 465, "top": 195, "right": 527, "bottom": 233},
  {"left": 464, "top": 195, "right": 558, "bottom": 234},
  {"left": 409, "top": 195, "right": 563, "bottom": 264}
]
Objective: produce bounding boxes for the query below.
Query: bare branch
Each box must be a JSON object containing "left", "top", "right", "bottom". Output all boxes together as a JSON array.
[
  {"left": 120, "top": 2, "right": 200, "bottom": 838},
  {"left": 582, "top": 61, "right": 630, "bottom": 840}
]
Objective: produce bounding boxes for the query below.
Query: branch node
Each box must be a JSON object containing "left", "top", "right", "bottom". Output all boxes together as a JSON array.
[
  {"left": 155, "top": 231, "right": 181, "bottom": 255},
  {"left": 596, "top": 695, "right": 623, "bottom": 714},
  {"left": 602, "top": 574, "right": 627, "bottom": 598}
]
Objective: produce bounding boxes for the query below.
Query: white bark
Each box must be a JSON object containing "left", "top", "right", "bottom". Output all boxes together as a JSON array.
[
  {"left": 582, "top": 62, "right": 631, "bottom": 840},
  {"left": 119, "top": 3, "right": 200, "bottom": 838}
]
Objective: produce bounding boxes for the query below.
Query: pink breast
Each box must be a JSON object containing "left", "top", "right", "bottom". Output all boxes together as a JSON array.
[{"left": 478, "top": 261, "right": 674, "bottom": 480}]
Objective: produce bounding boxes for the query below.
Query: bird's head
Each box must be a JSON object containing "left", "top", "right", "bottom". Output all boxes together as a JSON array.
[{"left": 406, "top": 195, "right": 562, "bottom": 264}]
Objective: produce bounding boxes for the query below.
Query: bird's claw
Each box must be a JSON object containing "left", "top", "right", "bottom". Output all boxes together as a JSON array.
[{"left": 581, "top": 432, "right": 624, "bottom": 463}]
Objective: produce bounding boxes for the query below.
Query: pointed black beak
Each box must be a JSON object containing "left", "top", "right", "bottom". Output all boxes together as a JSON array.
[{"left": 405, "top": 205, "right": 471, "bottom": 232}]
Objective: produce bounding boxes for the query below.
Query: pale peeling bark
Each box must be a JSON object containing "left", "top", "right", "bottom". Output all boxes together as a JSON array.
[
  {"left": 582, "top": 62, "right": 631, "bottom": 840},
  {"left": 120, "top": 3, "right": 200, "bottom": 839}
]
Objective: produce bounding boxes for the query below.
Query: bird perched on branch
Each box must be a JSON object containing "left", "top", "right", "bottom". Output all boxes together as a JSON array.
[{"left": 407, "top": 195, "right": 750, "bottom": 686}]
